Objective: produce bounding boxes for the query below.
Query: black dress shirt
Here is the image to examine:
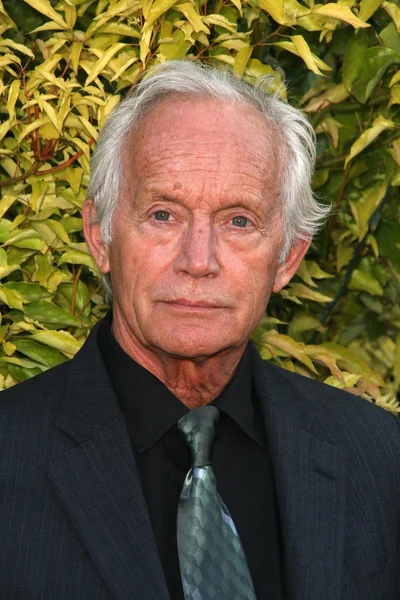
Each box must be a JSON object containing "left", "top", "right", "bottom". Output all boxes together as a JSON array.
[{"left": 98, "top": 315, "right": 285, "bottom": 599}]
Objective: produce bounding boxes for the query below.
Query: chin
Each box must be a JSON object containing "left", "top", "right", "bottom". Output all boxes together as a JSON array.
[{"left": 152, "top": 329, "right": 236, "bottom": 361}]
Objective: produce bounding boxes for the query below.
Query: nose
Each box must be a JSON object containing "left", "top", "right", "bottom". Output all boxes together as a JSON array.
[{"left": 174, "top": 218, "right": 220, "bottom": 278}]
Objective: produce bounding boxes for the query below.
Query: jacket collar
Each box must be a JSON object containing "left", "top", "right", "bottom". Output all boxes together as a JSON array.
[
  {"left": 49, "top": 322, "right": 170, "bottom": 600},
  {"left": 250, "top": 345, "right": 346, "bottom": 600}
]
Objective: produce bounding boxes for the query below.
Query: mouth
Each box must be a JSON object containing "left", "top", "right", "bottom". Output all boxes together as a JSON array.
[{"left": 162, "top": 299, "right": 223, "bottom": 310}]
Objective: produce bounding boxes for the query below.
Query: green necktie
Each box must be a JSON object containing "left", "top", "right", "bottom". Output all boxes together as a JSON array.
[{"left": 177, "top": 405, "right": 257, "bottom": 599}]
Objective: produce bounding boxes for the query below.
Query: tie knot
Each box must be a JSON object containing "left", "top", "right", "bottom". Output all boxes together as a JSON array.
[{"left": 178, "top": 406, "right": 220, "bottom": 467}]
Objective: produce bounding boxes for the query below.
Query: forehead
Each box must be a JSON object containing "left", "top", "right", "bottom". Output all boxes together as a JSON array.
[{"left": 122, "top": 96, "right": 283, "bottom": 203}]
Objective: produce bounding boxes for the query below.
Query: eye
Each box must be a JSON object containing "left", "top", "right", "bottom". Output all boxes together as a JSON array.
[
  {"left": 232, "top": 216, "right": 249, "bottom": 228},
  {"left": 153, "top": 210, "right": 171, "bottom": 221}
]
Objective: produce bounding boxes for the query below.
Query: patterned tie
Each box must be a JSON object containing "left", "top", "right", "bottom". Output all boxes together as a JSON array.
[{"left": 177, "top": 405, "right": 257, "bottom": 599}]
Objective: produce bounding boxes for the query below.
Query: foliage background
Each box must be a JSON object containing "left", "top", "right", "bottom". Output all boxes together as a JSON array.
[{"left": 0, "top": 0, "right": 400, "bottom": 413}]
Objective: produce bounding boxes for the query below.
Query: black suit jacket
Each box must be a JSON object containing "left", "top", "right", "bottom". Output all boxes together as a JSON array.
[{"left": 0, "top": 321, "right": 399, "bottom": 600}]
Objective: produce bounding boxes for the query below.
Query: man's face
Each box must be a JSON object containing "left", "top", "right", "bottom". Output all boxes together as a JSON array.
[{"left": 85, "top": 97, "right": 309, "bottom": 360}]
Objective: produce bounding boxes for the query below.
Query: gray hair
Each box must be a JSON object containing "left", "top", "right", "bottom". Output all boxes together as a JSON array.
[{"left": 87, "top": 60, "right": 329, "bottom": 299}]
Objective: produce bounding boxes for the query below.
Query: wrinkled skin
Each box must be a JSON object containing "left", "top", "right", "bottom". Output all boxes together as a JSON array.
[{"left": 84, "top": 97, "right": 310, "bottom": 407}]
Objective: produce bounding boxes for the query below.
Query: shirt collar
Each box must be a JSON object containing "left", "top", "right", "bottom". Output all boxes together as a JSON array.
[{"left": 97, "top": 313, "right": 263, "bottom": 453}]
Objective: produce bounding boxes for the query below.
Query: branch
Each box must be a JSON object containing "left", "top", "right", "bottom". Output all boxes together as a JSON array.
[
  {"left": 0, "top": 162, "right": 40, "bottom": 189},
  {"left": 0, "top": 138, "right": 95, "bottom": 187},
  {"left": 37, "top": 138, "right": 95, "bottom": 175}
]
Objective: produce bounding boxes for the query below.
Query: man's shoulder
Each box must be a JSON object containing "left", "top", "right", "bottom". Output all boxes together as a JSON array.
[
  {"left": 0, "top": 359, "right": 72, "bottom": 422},
  {"left": 0, "top": 320, "right": 103, "bottom": 420},
  {"left": 253, "top": 347, "right": 400, "bottom": 439}
]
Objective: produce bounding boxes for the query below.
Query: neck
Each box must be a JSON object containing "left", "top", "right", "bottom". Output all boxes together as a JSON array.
[{"left": 111, "top": 317, "right": 246, "bottom": 409}]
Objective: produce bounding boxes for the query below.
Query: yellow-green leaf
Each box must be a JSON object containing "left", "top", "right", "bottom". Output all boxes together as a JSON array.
[
  {"left": 6, "top": 79, "right": 20, "bottom": 122},
  {"left": 33, "top": 254, "right": 53, "bottom": 287},
  {"left": 358, "top": 0, "right": 382, "bottom": 22},
  {"left": 70, "top": 41, "right": 83, "bottom": 73},
  {"left": 0, "top": 118, "right": 11, "bottom": 142},
  {"left": 383, "top": 1, "right": 400, "bottom": 32},
  {"left": 275, "top": 37, "right": 332, "bottom": 75},
  {"left": 0, "top": 39, "right": 35, "bottom": 58},
  {"left": 0, "top": 287, "right": 25, "bottom": 310},
  {"left": 23, "top": 0, "right": 69, "bottom": 29},
  {"left": 390, "top": 70, "right": 400, "bottom": 87},
  {"left": 58, "top": 249, "right": 99, "bottom": 274},
  {"left": 86, "top": 43, "right": 127, "bottom": 84},
  {"left": 203, "top": 14, "right": 237, "bottom": 32},
  {"left": 348, "top": 269, "right": 384, "bottom": 295},
  {"left": 323, "top": 342, "right": 385, "bottom": 386},
  {"left": 312, "top": 3, "right": 370, "bottom": 28},
  {"left": 17, "top": 117, "right": 49, "bottom": 143},
  {"left": 257, "top": 0, "right": 285, "bottom": 25},
  {"left": 176, "top": 3, "right": 210, "bottom": 33},
  {"left": 145, "top": 0, "right": 179, "bottom": 28},
  {"left": 31, "top": 330, "right": 82, "bottom": 355},
  {"left": 344, "top": 115, "right": 395, "bottom": 168},
  {"left": 304, "top": 83, "right": 349, "bottom": 112},
  {"left": 262, "top": 330, "right": 318, "bottom": 373},
  {"left": 233, "top": 44, "right": 252, "bottom": 76},
  {"left": 288, "top": 283, "right": 333, "bottom": 303}
]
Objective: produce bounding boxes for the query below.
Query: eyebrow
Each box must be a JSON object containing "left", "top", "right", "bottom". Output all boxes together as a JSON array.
[{"left": 146, "top": 191, "right": 267, "bottom": 214}]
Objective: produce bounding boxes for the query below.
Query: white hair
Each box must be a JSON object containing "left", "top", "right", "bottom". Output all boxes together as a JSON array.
[{"left": 87, "top": 60, "right": 329, "bottom": 298}]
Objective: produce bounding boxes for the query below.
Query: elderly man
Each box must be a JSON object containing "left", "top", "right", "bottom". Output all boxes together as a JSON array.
[{"left": 0, "top": 61, "right": 399, "bottom": 600}]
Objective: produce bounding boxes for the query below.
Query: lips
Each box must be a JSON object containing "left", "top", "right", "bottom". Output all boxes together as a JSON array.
[{"left": 162, "top": 299, "right": 222, "bottom": 308}]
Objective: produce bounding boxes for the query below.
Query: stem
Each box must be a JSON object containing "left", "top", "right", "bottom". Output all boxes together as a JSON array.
[{"left": 70, "top": 265, "right": 83, "bottom": 316}]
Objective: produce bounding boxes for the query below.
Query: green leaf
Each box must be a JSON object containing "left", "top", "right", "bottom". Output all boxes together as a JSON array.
[
  {"left": 351, "top": 47, "right": 400, "bottom": 103},
  {"left": 12, "top": 338, "right": 65, "bottom": 367},
  {"left": 348, "top": 269, "right": 384, "bottom": 295},
  {"left": 2, "top": 229, "right": 45, "bottom": 251},
  {"left": 58, "top": 249, "right": 99, "bottom": 275},
  {"left": 343, "top": 29, "right": 369, "bottom": 92},
  {"left": 24, "top": 301, "right": 82, "bottom": 328},
  {"left": 4, "top": 282, "right": 50, "bottom": 301},
  {"left": 61, "top": 216, "right": 83, "bottom": 233},
  {"left": 58, "top": 281, "right": 90, "bottom": 314},
  {"left": 380, "top": 22, "right": 400, "bottom": 52},
  {"left": 33, "top": 254, "right": 53, "bottom": 288},
  {"left": 375, "top": 221, "right": 400, "bottom": 268},
  {"left": 288, "top": 315, "right": 322, "bottom": 339},
  {"left": 7, "top": 363, "right": 43, "bottom": 382},
  {"left": 0, "top": 219, "right": 11, "bottom": 243}
]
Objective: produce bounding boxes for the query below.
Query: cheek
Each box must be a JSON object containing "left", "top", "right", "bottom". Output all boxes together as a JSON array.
[
  {"left": 110, "top": 233, "right": 176, "bottom": 296},
  {"left": 246, "top": 254, "right": 278, "bottom": 312}
]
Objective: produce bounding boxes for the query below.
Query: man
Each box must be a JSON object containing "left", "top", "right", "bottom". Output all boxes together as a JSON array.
[{"left": 0, "top": 61, "right": 399, "bottom": 600}]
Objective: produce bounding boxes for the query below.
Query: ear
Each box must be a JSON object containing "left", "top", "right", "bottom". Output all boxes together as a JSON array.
[
  {"left": 272, "top": 238, "right": 311, "bottom": 293},
  {"left": 82, "top": 199, "right": 111, "bottom": 274}
]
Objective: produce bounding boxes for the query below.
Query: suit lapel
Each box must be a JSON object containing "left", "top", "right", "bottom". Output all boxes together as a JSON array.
[
  {"left": 251, "top": 347, "right": 346, "bottom": 600},
  {"left": 47, "top": 325, "right": 169, "bottom": 600}
]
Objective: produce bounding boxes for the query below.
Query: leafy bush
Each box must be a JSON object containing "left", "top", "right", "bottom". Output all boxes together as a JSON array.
[{"left": 0, "top": 0, "right": 399, "bottom": 413}]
